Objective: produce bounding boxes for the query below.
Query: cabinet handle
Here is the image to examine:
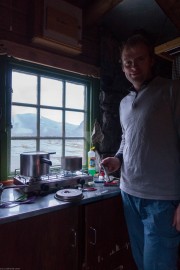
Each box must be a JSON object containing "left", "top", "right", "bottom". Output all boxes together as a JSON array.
[
  {"left": 89, "top": 226, "right": 97, "bottom": 245},
  {"left": 71, "top": 229, "right": 77, "bottom": 247}
]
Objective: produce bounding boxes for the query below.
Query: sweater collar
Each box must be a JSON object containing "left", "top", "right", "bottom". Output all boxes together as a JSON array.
[{"left": 128, "top": 76, "right": 156, "bottom": 93}]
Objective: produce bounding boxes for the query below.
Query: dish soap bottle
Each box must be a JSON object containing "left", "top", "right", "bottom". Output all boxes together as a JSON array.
[{"left": 88, "top": 147, "right": 96, "bottom": 176}]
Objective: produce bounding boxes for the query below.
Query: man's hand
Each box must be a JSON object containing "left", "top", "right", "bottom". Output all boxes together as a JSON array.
[
  {"left": 173, "top": 203, "right": 180, "bottom": 231},
  {"left": 101, "top": 157, "right": 121, "bottom": 173}
]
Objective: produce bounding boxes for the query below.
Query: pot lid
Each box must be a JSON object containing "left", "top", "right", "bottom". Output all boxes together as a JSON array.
[
  {"left": 21, "top": 151, "right": 55, "bottom": 155},
  {"left": 55, "top": 189, "right": 83, "bottom": 202}
]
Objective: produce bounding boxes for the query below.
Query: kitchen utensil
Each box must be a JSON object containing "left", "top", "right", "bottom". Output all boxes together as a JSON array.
[
  {"left": 61, "top": 156, "right": 82, "bottom": 171},
  {"left": 55, "top": 188, "right": 83, "bottom": 202},
  {"left": 20, "top": 151, "right": 56, "bottom": 177},
  {"left": 82, "top": 187, "right": 97, "bottom": 192},
  {"left": 0, "top": 183, "right": 28, "bottom": 204},
  {"left": 0, "top": 196, "right": 36, "bottom": 208},
  {"left": 101, "top": 164, "right": 110, "bottom": 182}
]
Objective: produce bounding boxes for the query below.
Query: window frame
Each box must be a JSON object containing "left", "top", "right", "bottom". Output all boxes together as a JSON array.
[{"left": 0, "top": 56, "right": 100, "bottom": 180}]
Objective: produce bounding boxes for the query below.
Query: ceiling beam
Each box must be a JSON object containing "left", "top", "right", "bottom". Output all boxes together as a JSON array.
[
  {"left": 155, "top": 37, "right": 180, "bottom": 61},
  {"left": 155, "top": 37, "right": 180, "bottom": 54},
  {"left": 155, "top": 0, "right": 180, "bottom": 30},
  {"left": 85, "top": 0, "right": 123, "bottom": 26}
]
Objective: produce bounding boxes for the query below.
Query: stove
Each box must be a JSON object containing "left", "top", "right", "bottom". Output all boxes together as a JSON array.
[{"left": 13, "top": 166, "right": 93, "bottom": 195}]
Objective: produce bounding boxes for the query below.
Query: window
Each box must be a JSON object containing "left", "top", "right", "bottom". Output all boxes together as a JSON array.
[{"left": 9, "top": 63, "right": 93, "bottom": 174}]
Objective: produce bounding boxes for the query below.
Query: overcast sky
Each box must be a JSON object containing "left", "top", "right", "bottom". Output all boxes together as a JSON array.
[{"left": 12, "top": 71, "right": 85, "bottom": 125}]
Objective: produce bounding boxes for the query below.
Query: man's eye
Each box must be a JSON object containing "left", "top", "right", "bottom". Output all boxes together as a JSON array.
[{"left": 124, "top": 61, "right": 132, "bottom": 67}]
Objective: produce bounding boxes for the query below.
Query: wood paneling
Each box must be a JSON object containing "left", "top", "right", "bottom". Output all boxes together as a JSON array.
[
  {"left": 0, "top": 0, "right": 100, "bottom": 67},
  {"left": 155, "top": 37, "right": 180, "bottom": 61},
  {"left": 85, "top": 0, "right": 123, "bottom": 26},
  {"left": 0, "top": 207, "right": 79, "bottom": 270},
  {"left": 155, "top": 0, "right": 180, "bottom": 30},
  {"left": 0, "top": 40, "right": 100, "bottom": 77}
]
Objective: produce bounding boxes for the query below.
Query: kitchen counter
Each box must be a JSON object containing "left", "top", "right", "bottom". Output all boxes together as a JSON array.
[
  {"left": 0, "top": 181, "right": 121, "bottom": 225},
  {"left": 0, "top": 181, "right": 138, "bottom": 270}
]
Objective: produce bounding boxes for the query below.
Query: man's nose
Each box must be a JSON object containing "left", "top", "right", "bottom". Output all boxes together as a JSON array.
[{"left": 131, "top": 60, "right": 138, "bottom": 67}]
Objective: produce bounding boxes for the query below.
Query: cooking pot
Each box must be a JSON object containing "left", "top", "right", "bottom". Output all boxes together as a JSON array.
[
  {"left": 20, "top": 151, "right": 56, "bottom": 178},
  {"left": 61, "top": 156, "right": 82, "bottom": 171}
]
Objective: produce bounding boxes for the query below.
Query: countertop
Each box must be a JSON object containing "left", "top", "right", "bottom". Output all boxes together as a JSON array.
[{"left": 0, "top": 181, "right": 120, "bottom": 225}]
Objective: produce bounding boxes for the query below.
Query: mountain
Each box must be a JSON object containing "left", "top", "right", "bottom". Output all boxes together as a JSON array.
[{"left": 12, "top": 113, "right": 84, "bottom": 137}]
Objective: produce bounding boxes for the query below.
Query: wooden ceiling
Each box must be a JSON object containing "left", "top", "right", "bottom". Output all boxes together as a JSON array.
[
  {"left": 63, "top": 0, "right": 180, "bottom": 60},
  {"left": 82, "top": 0, "right": 180, "bottom": 60},
  {"left": 155, "top": 0, "right": 180, "bottom": 30},
  {"left": 84, "top": 0, "right": 123, "bottom": 26},
  {"left": 80, "top": 0, "right": 180, "bottom": 32}
]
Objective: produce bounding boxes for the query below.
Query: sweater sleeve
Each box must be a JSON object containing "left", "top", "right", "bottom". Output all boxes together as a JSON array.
[
  {"left": 115, "top": 126, "right": 124, "bottom": 163},
  {"left": 115, "top": 102, "right": 125, "bottom": 163},
  {"left": 171, "top": 79, "right": 180, "bottom": 139}
]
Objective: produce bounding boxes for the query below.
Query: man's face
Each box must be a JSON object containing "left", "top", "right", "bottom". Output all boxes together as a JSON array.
[{"left": 121, "top": 43, "right": 154, "bottom": 89}]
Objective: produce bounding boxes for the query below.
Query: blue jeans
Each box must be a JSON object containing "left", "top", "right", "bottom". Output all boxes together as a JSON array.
[{"left": 121, "top": 190, "right": 180, "bottom": 270}]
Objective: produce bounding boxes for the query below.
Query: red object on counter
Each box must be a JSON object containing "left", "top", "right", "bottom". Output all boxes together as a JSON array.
[
  {"left": 104, "top": 181, "right": 119, "bottom": 186},
  {"left": 83, "top": 187, "right": 97, "bottom": 191}
]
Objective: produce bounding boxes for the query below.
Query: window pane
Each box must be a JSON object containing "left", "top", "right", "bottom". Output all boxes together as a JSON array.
[
  {"left": 10, "top": 68, "right": 88, "bottom": 176},
  {"left": 65, "top": 111, "right": 84, "bottom": 137},
  {"left": 66, "top": 82, "right": 85, "bottom": 109},
  {"left": 40, "top": 139, "right": 62, "bottom": 166},
  {"left": 65, "top": 139, "right": 85, "bottom": 164},
  {"left": 11, "top": 106, "right": 37, "bottom": 137},
  {"left": 40, "top": 77, "right": 63, "bottom": 107},
  {"left": 12, "top": 71, "right": 37, "bottom": 104},
  {"left": 40, "top": 109, "right": 62, "bottom": 137},
  {"left": 11, "top": 140, "right": 36, "bottom": 172}
]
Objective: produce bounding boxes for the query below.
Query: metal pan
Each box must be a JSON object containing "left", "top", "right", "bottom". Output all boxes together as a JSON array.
[{"left": 61, "top": 156, "right": 82, "bottom": 171}]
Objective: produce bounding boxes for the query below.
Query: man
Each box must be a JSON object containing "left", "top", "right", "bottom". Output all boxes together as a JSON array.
[{"left": 102, "top": 34, "right": 180, "bottom": 270}]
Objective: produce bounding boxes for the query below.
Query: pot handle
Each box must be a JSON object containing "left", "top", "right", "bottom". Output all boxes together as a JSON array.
[
  {"left": 40, "top": 157, "right": 52, "bottom": 166},
  {"left": 48, "top": 152, "right": 56, "bottom": 155}
]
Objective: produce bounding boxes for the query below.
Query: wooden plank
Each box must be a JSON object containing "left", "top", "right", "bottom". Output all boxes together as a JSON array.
[
  {"left": 155, "top": 37, "right": 180, "bottom": 54},
  {"left": 32, "top": 36, "right": 82, "bottom": 55},
  {"left": 85, "top": 0, "right": 123, "bottom": 26},
  {"left": 0, "top": 40, "right": 100, "bottom": 78},
  {"left": 155, "top": 0, "right": 180, "bottom": 29},
  {"left": 155, "top": 37, "right": 180, "bottom": 61},
  {"left": 46, "top": 6, "right": 79, "bottom": 39}
]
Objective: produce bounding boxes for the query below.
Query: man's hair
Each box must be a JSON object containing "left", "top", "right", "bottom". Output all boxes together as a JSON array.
[{"left": 120, "top": 34, "right": 155, "bottom": 59}]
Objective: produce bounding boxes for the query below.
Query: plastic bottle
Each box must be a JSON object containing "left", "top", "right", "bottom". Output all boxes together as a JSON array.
[
  {"left": 98, "top": 169, "right": 105, "bottom": 181},
  {"left": 88, "top": 147, "right": 96, "bottom": 176}
]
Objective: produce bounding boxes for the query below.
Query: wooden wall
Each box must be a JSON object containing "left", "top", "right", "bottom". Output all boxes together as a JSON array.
[{"left": 0, "top": 0, "right": 100, "bottom": 77}]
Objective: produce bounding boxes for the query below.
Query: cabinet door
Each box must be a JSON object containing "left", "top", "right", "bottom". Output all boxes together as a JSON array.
[
  {"left": 84, "top": 196, "right": 137, "bottom": 270},
  {"left": 0, "top": 206, "right": 79, "bottom": 270}
]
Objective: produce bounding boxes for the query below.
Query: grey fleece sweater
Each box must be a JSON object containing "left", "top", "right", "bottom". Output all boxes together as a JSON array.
[{"left": 116, "top": 76, "right": 180, "bottom": 200}]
